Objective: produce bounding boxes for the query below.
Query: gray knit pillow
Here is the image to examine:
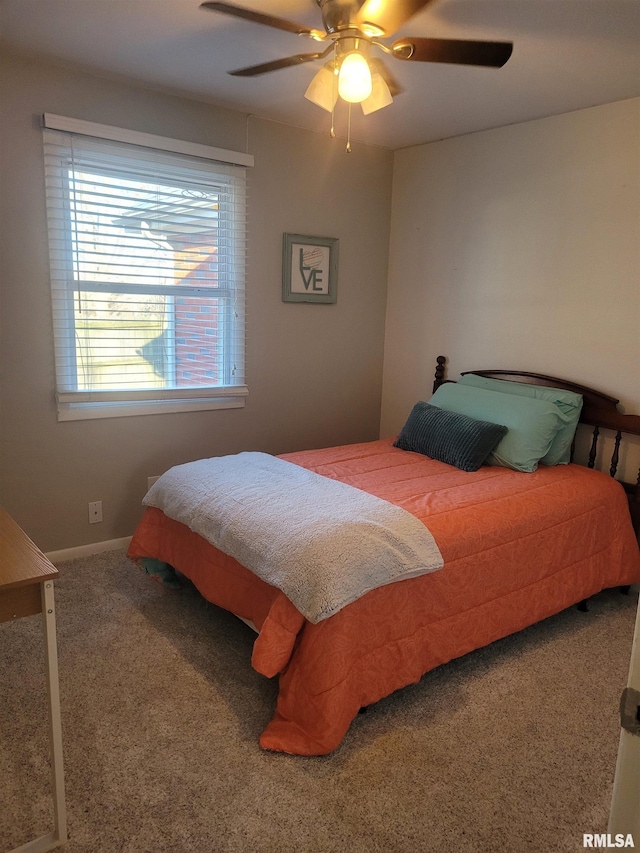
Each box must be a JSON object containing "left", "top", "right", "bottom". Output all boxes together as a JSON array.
[{"left": 394, "top": 402, "right": 508, "bottom": 472}]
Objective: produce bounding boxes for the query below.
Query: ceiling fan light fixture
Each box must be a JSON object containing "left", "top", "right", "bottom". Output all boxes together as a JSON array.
[
  {"left": 304, "top": 63, "right": 338, "bottom": 112},
  {"left": 360, "top": 70, "right": 393, "bottom": 115},
  {"left": 337, "top": 51, "right": 372, "bottom": 103},
  {"left": 202, "top": 0, "right": 514, "bottom": 152}
]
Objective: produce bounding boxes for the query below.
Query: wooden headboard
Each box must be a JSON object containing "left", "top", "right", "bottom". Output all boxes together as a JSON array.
[{"left": 432, "top": 355, "right": 640, "bottom": 533}]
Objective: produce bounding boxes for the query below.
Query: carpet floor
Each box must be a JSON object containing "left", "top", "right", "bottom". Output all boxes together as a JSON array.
[{"left": 0, "top": 549, "right": 636, "bottom": 853}]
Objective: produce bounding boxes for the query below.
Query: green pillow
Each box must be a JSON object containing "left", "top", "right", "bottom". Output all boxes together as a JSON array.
[
  {"left": 394, "top": 402, "right": 508, "bottom": 472},
  {"left": 429, "top": 383, "right": 570, "bottom": 473},
  {"left": 458, "top": 373, "right": 582, "bottom": 465}
]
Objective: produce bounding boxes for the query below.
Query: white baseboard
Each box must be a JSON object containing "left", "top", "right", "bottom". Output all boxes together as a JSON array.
[{"left": 46, "top": 536, "right": 132, "bottom": 565}]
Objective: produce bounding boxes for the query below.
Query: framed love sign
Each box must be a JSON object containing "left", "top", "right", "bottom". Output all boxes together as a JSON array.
[{"left": 282, "top": 233, "right": 339, "bottom": 304}]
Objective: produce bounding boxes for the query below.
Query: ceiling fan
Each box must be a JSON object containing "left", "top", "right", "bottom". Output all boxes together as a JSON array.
[{"left": 201, "top": 0, "right": 513, "bottom": 149}]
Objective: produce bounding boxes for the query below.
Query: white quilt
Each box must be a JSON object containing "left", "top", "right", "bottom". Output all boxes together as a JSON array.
[{"left": 143, "top": 452, "right": 444, "bottom": 623}]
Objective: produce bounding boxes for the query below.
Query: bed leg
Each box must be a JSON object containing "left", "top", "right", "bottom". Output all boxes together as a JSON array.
[
  {"left": 577, "top": 599, "right": 589, "bottom": 612},
  {"left": 619, "top": 585, "right": 631, "bottom": 595}
]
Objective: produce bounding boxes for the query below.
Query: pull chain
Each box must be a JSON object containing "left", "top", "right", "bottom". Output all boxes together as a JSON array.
[{"left": 346, "top": 103, "right": 352, "bottom": 153}]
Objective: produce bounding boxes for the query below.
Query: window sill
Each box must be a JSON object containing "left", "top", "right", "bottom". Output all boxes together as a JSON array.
[{"left": 57, "top": 396, "right": 246, "bottom": 421}]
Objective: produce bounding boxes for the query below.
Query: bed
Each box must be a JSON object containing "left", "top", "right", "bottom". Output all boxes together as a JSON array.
[{"left": 127, "top": 356, "right": 640, "bottom": 755}]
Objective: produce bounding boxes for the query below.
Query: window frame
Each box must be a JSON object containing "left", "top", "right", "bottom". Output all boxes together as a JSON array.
[{"left": 42, "top": 114, "right": 252, "bottom": 421}]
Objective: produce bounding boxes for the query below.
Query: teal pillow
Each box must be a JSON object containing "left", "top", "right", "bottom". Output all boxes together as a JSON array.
[
  {"left": 458, "top": 373, "right": 582, "bottom": 465},
  {"left": 429, "top": 383, "right": 570, "bottom": 473},
  {"left": 394, "top": 402, "right": 507, "bottom": 472}
]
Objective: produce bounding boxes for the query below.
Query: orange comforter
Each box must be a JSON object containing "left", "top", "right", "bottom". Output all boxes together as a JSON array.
[{"left": 127, "top": 438, "right": 640, "bottom": 755}]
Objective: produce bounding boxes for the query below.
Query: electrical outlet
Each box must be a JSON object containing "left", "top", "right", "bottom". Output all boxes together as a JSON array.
[{"left": 88, "top": 501, "right": 103, "bottom": 524}]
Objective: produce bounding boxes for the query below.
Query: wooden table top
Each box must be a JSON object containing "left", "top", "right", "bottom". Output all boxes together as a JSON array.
[{"left": 0, "top": 506, "right": 58, "bottom": 590}]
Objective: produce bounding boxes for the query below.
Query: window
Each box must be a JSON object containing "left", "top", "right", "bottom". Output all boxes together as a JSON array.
[{"left": 42, "top": 115, "right": 252, "bottom": 420}]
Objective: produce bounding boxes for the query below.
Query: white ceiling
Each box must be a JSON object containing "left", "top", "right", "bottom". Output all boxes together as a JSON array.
[{"left": 1, "top": 0, "right": 639, "bottom": 150}]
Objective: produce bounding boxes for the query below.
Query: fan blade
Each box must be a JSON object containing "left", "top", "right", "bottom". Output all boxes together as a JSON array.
[
  {"left": 391, "top": 37, "right": 513, "bottom": 67},
  {"left": 355, "top": 0, "right": 436, "bottom": 37},
  {"left": 228, "top": 52, "right": 328, "bottom": 77},
  {"left": 200, "top": 2, "right": 323, "bottom": 39},
  {"left": 369, "top": 58, "right": 403, "bottom": 97}
]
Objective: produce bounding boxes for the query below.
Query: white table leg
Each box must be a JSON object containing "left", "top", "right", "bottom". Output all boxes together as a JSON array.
[{"left": 41, "top": 580, "right": 67, "bottom": 848}]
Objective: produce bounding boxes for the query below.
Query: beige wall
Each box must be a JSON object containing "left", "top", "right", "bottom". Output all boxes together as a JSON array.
[
  {"left": 381, "top": 99, "right": 640, "bottom": 456},
  {"left": 3, "top": 49, "right": 637, "bottom": 552},
  {"left": 0, "top": 50, "right": 393, "bottom": 551}
]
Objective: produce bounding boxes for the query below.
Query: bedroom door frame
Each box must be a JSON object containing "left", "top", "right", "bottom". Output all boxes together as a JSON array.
[{"left": 608, "top": 588, "right": 640, "bottom": 839}]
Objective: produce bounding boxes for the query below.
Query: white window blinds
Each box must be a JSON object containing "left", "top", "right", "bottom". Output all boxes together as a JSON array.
[{"left": 42, "top": 116, "right": 250, "bottom": 419}]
